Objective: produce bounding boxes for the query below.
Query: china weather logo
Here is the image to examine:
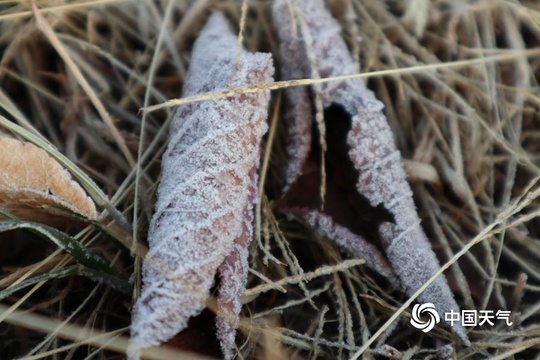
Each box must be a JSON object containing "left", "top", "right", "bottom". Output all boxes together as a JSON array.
[{"left": 410, "top": 303, "right": 441, "bottom": 333}]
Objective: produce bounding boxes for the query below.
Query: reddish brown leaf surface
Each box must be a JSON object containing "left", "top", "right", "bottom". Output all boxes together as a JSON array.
[
  {"left": 273, "top": 0, "right": 469, "bottom": 344},
  {"left": 129, "top": 12, "right": 273, "bottom": 360}
]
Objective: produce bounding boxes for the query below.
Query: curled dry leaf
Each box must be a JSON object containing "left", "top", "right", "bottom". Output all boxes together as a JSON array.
[
  {"left": 0, "top": 134, "right": 97, "bottom": 221},
  {"left": 273, "top": 0, "right": 469, "bottom": 344},
  {"left": 129, "top": 12, "right": 273, "bottom": 359}
]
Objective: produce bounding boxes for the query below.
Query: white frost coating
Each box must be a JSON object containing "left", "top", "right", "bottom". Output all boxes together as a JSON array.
[
  {"left": 273, "top": 3, "right": 314, "bottom": 191},
  {"left": 302, "top": 210, "right": 398, "bottom": 283},
  {"left": 129, "top": 12, "right": 273, "bottom": 359},
  {"left": 273, "top": 0, "right": 469, "bottom": 344}
]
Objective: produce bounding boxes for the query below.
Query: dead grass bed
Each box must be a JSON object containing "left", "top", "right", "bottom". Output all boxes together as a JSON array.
[{"left": 1, "top": 0, "right": 540, "bottom": 359}]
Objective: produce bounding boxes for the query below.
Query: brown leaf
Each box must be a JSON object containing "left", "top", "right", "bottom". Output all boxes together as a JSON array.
[
  {"left": 129, "top": 12, "right": 274, "bottom": 360},
  {"left": 0, "top": 135, "right": 97, "bottom": 221},
  {"left": 273, "top": 0, "right": 469, "bottom": 345}
]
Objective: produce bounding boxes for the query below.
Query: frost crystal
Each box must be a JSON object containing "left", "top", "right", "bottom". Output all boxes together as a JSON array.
[
  {"left": 129, "top": 12, "right": 273, "bottom": 359},
  {"left": 302, "top": 210, "right": 398, "bottom": 283},
  {"left": 273, "top": 8, "right": 314, "bottom": 191},
  {"left": 273, "top": 0, "right": 469, "bottom": 344}
]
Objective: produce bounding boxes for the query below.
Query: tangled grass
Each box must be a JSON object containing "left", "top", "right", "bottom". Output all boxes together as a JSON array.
[{"left": 1, "top": 0, "right": 540, "bottom": 359}]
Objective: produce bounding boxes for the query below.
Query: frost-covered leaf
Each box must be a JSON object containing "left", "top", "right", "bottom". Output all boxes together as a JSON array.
[
  {"left": 273, "top": 0, "right": 469, "bottom": 344},
  {"left": 0, "top": 135, "right": 97, "bottom": 221},
  {"left": 300, "top": 210, "right": 397, "bottom": 283},
  {"left": 129, "top": 12, "right": 273, "bottom": 359}
]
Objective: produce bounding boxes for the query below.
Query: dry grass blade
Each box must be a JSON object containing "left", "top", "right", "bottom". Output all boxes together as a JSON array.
[
  {"left": 243, "top": 259, "right": 365, "bottom": 301},
  {"left": 31, "top": 0, "right": 135, "bottom": 167},
  {"left": 0, "top": 0, "right": 130, "bottom": 21},
  {"left": 142, "top": 48, "right": 540, "bottom": 113},
  {"left": 0, "top": 303, "right": 214, "bottom": 360}
]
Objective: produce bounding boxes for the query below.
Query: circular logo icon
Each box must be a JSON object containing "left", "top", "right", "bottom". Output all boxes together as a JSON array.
[{"left": 410, "top": 303, "right": 441, "bottom": 333}]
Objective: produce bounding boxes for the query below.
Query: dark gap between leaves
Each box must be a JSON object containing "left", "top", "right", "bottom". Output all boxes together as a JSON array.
[{"left": 277, "top": 102, "right": 395, "bottom": 255}]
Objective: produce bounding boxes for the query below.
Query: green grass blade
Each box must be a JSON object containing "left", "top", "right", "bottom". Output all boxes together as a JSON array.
[
  {"left": 0, "top": 265, "right": 131, "bottom": 299},
  {"left": 0, "top": 220, "right": 117, "bottom": 276},
  {"left": 0, "top": 266, "right": 80, "bottom": 301}
]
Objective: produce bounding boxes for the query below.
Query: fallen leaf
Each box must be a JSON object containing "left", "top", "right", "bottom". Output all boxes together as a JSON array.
[
  {"left": 129, "top": 12, "right": 273, "bottom": 360},
  {"left": 273, "top": 0, "right": 469, "bottom": 344},
  {"left": 0, "top": 135, "right": 97, "bottom": 221}
]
